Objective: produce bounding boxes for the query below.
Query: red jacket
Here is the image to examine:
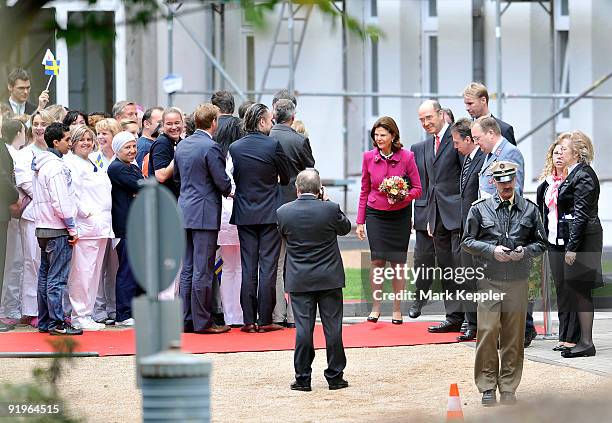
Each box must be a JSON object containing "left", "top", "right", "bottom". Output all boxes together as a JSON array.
[{"left": 357, "top": 148, "right": 422, "bottom": 225}]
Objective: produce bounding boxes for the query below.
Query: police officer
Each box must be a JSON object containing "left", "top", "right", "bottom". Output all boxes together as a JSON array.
[{"left": 461, "top": 161, "right": 546, "bottom": 407}]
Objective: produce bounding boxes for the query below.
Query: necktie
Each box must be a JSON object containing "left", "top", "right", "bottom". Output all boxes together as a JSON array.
[
  {"left": 501, "top": 200, "right": 511, "bottom": 208},
  {"left": 486, "top": 153, "right": 493, "bottom": 162},
  {"left": 461, "top": 155, "right": 472, "bottom": 190},
  {"left": 434, "top": 135, "right": 441, "bottom": 155}
]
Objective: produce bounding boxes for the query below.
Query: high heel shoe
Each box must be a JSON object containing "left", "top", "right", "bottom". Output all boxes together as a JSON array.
[
  {"left": 561, "top": 344, "right": 596, "bottom": 358},
  {"left": 391, "top": 312, "right": 403, "bottom": 325},
  {"left": 367, "top": 312, "right": 380, "bottom": 323}
]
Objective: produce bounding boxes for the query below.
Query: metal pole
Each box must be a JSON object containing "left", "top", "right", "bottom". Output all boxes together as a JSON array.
[
  {"left": 167, "top": 7, "right": 174, "bottom": 107},
  {"left": 516, "top": 70, "right": 612, "bottom": 143},
  {"left": 341, "top": 0, "right": 348, "bottom": 212},
  {"left": 144, "top": 183, "right": 161, "bottom": 346},
  {"left": 288, "top": 0, "right": 295, "bottom": 93},
  {"left": 495, "top": 0, "right": 502, "bottom": 118},
  {"left": 541, "top": 251, "right": 554, "bottom": 337},
  {"left": 550, "top": 0, "right": 557, "bottom": 138},
  {"left": 174, "top": 16, "right": 246, "bottom": 101}
]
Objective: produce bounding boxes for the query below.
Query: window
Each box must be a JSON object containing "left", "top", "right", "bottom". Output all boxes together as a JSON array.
[
  {"left": 428, "top": 0, "right": 437, "bottom": 17},
  {"left": 371, "top": 40, "right": 379, "bottom": 115},
  {"left": 560, "top": 0, "right": 569, "bottom": 16},
  {"left": 428, "top": 36, "right": 438, "bottom": 94},
  {"left": 421, "top": 0, "right": 439, "bottom": 95}
]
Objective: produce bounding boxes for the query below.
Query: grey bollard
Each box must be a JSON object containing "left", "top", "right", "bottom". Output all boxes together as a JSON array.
[{"left": 140, "top": 345, "right": 212, "bottom": 422}]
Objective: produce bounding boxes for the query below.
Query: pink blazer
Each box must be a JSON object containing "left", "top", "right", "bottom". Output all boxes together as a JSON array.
[{"left": 357, "top": 148, "right": 422, "bottom": 224}]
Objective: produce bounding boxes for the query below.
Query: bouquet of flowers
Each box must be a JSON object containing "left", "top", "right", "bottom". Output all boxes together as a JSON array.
[{"left": 379, "top": 176, "right": 411, "bottom": 204}]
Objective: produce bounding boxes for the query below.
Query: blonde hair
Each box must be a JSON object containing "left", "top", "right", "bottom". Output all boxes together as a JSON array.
[
  {"left": 95, "top": 118, "right": 122, "bottom": 137},
  {"left": 292, "top": 120, "right": 308, "bottom": 137},
  {"left": 463, "top": 82, "right": 489, "bottom": 102},
  {"left": 70, "top": 125, "right": 95, "bottom": 152},
  {"left": 562, "top": 130, "right": 595, "bottom": 165},
  {"left": 45, "top": 104, "right": 67, "bottom": 122},
  {"left": 539, "top": 135, "right": 568, "bottom": 181},
  {"left": 27, "top": 110, "right": 55, "bottom": 145},
  {"left": 162, "top": 107, "right": 184, "bottom": 123},
  {"left": 120, "top": 119, "right": 139, "bottom": 130}
]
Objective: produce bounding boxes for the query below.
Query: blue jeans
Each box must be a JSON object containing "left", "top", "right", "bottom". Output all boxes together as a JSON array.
[{"left": 37, "top": 236, "right": 73, "bottom": 331}]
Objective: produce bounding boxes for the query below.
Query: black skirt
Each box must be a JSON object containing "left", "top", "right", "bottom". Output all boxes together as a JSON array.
[{"left": 365, "top": 205, "right": 412, "bottom": 263}]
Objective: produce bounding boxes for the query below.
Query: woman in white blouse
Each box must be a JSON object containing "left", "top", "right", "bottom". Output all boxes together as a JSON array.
[{"left": 65, "top": 125, "right": 114, "bottom": 330}]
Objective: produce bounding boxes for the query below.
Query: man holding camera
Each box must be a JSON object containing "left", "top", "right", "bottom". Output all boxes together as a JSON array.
[
  {"left": 277, "top": 169, "right": 351, "bottom": 392},
  {"left": 461, "top": 161, "right": 546, "bottom": 407}
]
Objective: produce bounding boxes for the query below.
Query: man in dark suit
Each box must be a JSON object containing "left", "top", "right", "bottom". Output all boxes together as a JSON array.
[
  {"left": 0, "top": 120, "right": 19, "bottom": 332},
  {"left": 229, "top": 103, "right": 291, "bottom": 333},
  {"left": 211, "top": 90, "right": 243, "bottom": 157},
  {"left": 408, "top": 140, "right": 436, "bottom": 319},
  {"left": 451, "top": 118, "right": 485, "bottom": 341},
  {"left": 463, "top": 82, "right": 516, "bottom": 145},
  {"left": 417, "top": 100, "right": 464, "bottom": 332},
  {"left": 269, "top": 98, "right": 315, "bottom": 328},
  {"left": 277, "top": 169, "right": 351, "bottom": 392},
  {"left": 174, "top": 103, "right": 232, "bottom": 334},
  {"left": 4, "top": 68, "right": 47, "bottom": 115}
]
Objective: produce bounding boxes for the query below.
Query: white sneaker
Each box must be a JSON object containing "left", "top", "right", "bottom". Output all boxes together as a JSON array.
[
  {"left": 73, "top": 318, "right": 104, "bottom": 331},
  {"left": 116, "top": 318, "right": 135, "bottom": 327}
]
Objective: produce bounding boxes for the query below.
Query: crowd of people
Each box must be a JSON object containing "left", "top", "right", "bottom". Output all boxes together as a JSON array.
[
  {"left": 356, "top": 82, "right": 602, "bottom": 405},
  {"left": 0, "top": 68, "right": 603, "bottom": 399}
]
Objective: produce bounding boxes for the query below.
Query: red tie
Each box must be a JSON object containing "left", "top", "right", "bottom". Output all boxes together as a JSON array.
[{"left": 435, "top": 135, "right": 441, "bottom": 155}]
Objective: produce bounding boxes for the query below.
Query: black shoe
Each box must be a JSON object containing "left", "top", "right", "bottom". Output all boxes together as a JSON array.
[
  {"left": 408, "top": 300, "right": 426, "bottom": 319},
  {"left": 460, "top": 321, "right": 468, "bottom": 334},
  {"left": 49, "top": 323, "right": 83, "bottom": 336},
  {"left": 499, "top": 392, "right": 517, "bottom": 405},
  {"left": 38, "top": 328, "right": 49, "bottom": 333},
  {"left": 552, "top": 344, "right": 571, "bottom": 352},
  {"left": 328, "top": 378, "right": 349, "bottom": 390},
  {"left": 481, "top": 390, "right": 497, "bottom": 406},
  {"left": 290, "top": 381, "right": 311, "bottom": 392},
  {"left": 457, "top": 329, "right": 476, "bottom": 342},
  {"left": 366, "top": 312, "right": 380, "bottom": 323},
  {"left": 428, "top": 321, "right": 462, "bottom": 333},
  {"left": 524, "top": 327, "right": 538, "bottom": 348},
  {"left": 561, "top": 344, "right": 596, "bottom": 358},
  {"left": 212, "top": 313, "right": 226, "bottom": 327},
  {"left": 286, "top": 323, "right": 296, "bottom": 329},
  {"left": 273, "top": 321, "right": 287, "bottom": 328}
]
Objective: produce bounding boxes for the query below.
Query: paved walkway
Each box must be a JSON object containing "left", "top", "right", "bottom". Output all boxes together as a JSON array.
[{"left": 343, "top": 312, "right": 612, "bottom": 377}]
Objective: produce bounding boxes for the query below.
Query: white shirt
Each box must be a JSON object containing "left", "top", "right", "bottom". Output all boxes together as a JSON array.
[
  {"left": 489, "top": 136, "right": 504, "bottom": 158},
  {"left": 467, "top": 147, "right": 479, "bottom": 161},
  {"left": 9, "top": 97, "right": 25, "bottom": 115},
  {"left": 567, "top": 162, "right": 579, "bottom": 175}
]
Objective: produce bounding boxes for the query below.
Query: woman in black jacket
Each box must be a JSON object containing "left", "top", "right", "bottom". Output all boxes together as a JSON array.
[
  {"left": 536, "top": 137, "right": 580, "bottom": 352},
  {"left": 556, "top": 131, "right": 603, "bottom": 358}
]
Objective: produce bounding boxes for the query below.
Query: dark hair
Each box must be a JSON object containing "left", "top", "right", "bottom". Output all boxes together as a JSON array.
[
  {"left": 44, "top": 122, "right": 70, "bottom": 149},
  {"left": 142, "top": 106, "right": 163, "bottom": 127},
  {"left": 272, "top": 89, "right": 297, "bottom": 107},
  {"left": 242, "top": 103, "right": 270, "bottom": 134},
  {"left": 89, "top": 111, "right": 111, "bottom": 119},
  {"left": 442, "top": 108, "right": 455, "bottom": 123},
  {"left": 370, "top": 116, "right": 403, "bottom": 152},
  {"left": 2, "top": 119, "right": 25, "bottom": 145},
  {"left": 450, "top": 117, "right": 472, "bottom": 140},
  {"left": 62, "top": 110, "right": 88, "bottom": 127},
  {"left": 8, "top": 68, "right": 30, "bottom": 86},
  {"left": 238, "top": 100, "right": 255, "bottom": 119},
  {"left": 211, "top": 91, "right": 235, "bottom": 114},
  {"left": 184, "top": 113, "right": 196, "bottom": 137}
]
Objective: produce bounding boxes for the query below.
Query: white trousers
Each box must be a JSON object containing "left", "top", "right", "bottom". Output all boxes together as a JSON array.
[
  {"left": 68, "top": 238, "right": 107, "bottom": 323},
  {"left": 93, "top": 238, "right": 118, "bottom": 321},
  {"left": 219, "top": 245, "right": 243, "bottom": 325},
  {"left": 19, "top": 219, "right": 39, "bottom": 317},
  {"left": 0, "top": 218, "right": 24, "bottom": 318}
]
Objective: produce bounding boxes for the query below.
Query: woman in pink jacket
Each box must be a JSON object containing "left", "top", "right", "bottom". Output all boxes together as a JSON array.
[{"left": 356, "top": 116, "right": 422, "bottom": 324}]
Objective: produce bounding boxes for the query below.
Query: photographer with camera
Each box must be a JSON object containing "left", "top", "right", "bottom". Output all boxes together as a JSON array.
[
  {"left": 277, "top": 169, "right": 351, "bottom": 392},
  {"left": 461, "top": 160, "right": 547, "bottom": 407}
]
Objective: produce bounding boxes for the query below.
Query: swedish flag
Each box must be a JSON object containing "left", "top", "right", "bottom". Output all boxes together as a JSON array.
[{"left": 45, "top": 60, "right": 60, "bottom": 76}]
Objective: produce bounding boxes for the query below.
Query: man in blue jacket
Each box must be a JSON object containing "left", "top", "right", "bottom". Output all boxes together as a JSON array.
[{"left": 174, "top": 103, "right": 232, "bottom": 334}]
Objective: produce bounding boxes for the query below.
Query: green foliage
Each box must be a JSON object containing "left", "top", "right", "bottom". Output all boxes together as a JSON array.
[{"left": 0, "top": 338, "right": 82, "bottom": 423}]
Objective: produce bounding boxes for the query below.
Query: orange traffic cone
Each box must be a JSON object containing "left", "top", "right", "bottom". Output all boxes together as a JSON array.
[{"left": 446, "top": 383, "right": 464, "bottom": 421}]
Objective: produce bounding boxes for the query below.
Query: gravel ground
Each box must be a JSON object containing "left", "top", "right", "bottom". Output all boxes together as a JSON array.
[{"left": 0, "top": 343, "right": 609, "bottom": 422}]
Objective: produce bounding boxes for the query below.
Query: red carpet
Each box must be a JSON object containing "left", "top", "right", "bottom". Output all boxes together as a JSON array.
[{"left": 0, "top": 322, "right": 470, "bottom": 357}]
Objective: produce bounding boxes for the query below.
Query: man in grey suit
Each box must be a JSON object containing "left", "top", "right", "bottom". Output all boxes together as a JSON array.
[
  {"left": 471, "top": 117, "right": 524, "bottom": 197},
  {"left": 277, "top": 169, "right": 351, "bottom": 392},
  {"left": 174, "top": 103, "right": 232, "bottom": 334},
  {"left": 418, "top": 100, "right": 464, "bottom": 332},
  {"left": 269, "top": 98, "right": 315, "bottom": 328}
]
